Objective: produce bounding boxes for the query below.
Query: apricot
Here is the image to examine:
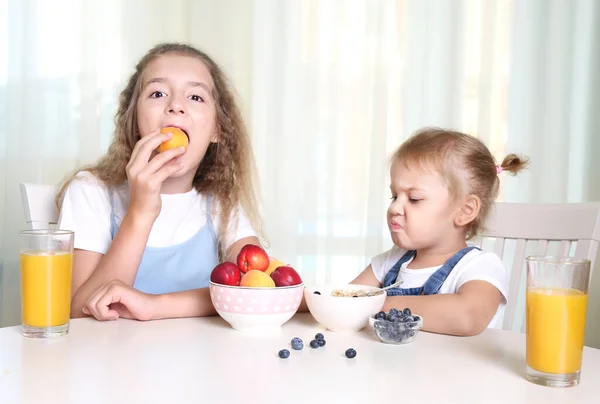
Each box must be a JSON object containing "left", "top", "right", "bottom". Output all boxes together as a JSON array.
[
  {"left": 157, "top": 127, "right": 188, "bottom": 153},
  {"left": 265, "top": 257, "right": 286, "bottom": 276},
  {"left": 240, "top": 270, "right": 275, "bottom": 288}
]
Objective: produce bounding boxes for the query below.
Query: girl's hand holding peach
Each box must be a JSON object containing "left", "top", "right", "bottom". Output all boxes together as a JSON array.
[{"left": 125, "top": 129, "right": 186, "bottom": 222}]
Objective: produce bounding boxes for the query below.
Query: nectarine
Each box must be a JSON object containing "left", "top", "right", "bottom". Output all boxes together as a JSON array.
[{"left": 237, "top": 244, "right": 269, "bottom": 273}]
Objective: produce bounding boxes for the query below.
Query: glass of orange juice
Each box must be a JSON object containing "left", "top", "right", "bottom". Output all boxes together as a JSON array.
[
  {"left": 20, "top": 229, "right": 74, "bottom": 338},
  {"left": 525, "top": 256, "right": 591, "bottom": 387}
]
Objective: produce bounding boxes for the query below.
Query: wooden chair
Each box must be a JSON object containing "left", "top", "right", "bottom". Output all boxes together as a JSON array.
[
  {"left": 19, "top": 183, "right": 59, "bottom": 229},
  {"left": 477, "top": 202, "right": 600, "bottom": 332}
]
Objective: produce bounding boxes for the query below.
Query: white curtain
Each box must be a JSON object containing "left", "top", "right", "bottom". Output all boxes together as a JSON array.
[{"left": 1, "top": 0, "right": 599, "bottom": 342}]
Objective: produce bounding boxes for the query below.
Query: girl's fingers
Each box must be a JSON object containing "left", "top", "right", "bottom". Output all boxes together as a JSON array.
[
  {"left": 128, "top": 131, "right": 172, "bottom": 174},
  {"left": 151, "top": 160, "right": 186, "bottom": 184},
  {"left": 85, "top": 283, "right": 118, "bottom": 321},
  {"left": 128, "top": 129, "right": 161, "bottom": 163},
  {"left": 95, "top": 287, "right": 122, "bottom": 321},
  {"left": 141, "top": 146, "right": 186, "bottom": 176}
]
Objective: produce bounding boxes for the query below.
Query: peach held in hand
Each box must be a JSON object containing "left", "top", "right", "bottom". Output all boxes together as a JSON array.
[{"left": 157, "top": 127, "right": 188, "bottom": 153}]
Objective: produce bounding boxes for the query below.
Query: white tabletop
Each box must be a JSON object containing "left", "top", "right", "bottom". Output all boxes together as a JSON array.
[{"left": 0, "top": 313, "right": 599, "bottom": 404}]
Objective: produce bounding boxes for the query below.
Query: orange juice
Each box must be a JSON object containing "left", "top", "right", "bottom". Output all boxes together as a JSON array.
[
  {"left": 526, "top": 287, "right": 588, "bottom": 374},
  {"left": 20, "top": 251, "right": 73, "bottom": 327}
]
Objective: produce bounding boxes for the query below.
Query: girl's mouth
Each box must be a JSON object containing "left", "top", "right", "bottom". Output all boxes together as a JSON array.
[{"left": 390, "top": 221, "right": 403, "bottom": 231}]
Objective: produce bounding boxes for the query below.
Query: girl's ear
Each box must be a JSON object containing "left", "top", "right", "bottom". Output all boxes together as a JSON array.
[{"left": 454, "top": 194, "right": 481, "bottom": 227}]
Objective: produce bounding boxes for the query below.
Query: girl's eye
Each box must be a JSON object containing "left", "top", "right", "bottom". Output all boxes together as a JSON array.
[
  {"left": 409, "top": 198, "right": 422, "bottom": 203},
  {"left": 390, "top": 196, "right": 397, "bottom": 201},
  {"left": 150, "top": 91, "right": 166, "bottom": 98},
  {"left": 190, "top": 95, "right": 204, "bottom": 102}
]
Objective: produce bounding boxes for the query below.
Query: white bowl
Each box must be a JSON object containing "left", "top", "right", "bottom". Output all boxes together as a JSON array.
[
  {"left": 304, "top": 284, "right": 386, "bottom": 332},
  {"left": 209, "top": 282, "right": 304, "bottom": 335}
]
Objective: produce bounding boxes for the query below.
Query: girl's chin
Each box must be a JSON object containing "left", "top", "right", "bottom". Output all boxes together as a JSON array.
[{"left": 390, "top": 235, "right": 414, "bottom": 250}]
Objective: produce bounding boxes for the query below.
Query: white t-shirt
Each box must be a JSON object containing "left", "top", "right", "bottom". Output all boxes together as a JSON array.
[
  {"left": 371, "top": 245, "right": 509, "bottom": 328},
  {"left": 58, "top": 171, "right": 257, "bottom": 254}
]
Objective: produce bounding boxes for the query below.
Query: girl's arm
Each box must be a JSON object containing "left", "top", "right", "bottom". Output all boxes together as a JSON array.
[
  {"left": 295, "top": 265, "right": 381, "bottom": 313},
  {"left": 149, "top": 236, "right": 261, "bottom": 319},
  {"left": 71, "top": 213, "right": 154, "bottom": 317},
  {"left": 382, "top": 281, "right": 502, "bottom": 336},
  {"left": 71, "top": 131, "right": 186, "bottom": 318},
  {"left": 350, "top": 265, "right": 382, "bottom": 287},
  {"left": 82, "top": 236, "right": 262, "bottom": 320}
]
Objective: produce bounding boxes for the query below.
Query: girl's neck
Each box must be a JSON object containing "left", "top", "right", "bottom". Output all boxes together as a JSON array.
[{"left": 408, "top": 239, "right": 469, "bottom": 269}]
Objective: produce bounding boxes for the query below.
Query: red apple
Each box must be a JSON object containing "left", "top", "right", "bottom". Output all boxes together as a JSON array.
[
  {"left": 270, "top": 266, "right": 302, "bottom": 287},
  {"left": 237, "top": 244, "right": 270, "bottom": 273},
  {"left": 210, "top": 262, "right": 242, "bottom": 286}
]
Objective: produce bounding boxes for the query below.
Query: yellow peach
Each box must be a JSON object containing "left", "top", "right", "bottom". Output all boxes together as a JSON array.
[
  {"left": 240, "top": 270, "right": 275, "bottom": 288},
  {"left": 265, "top": 257, "right": 287, "bottom": 276},
  {"left": 157, "top": 127, "right": 188, "bottom": 153}
]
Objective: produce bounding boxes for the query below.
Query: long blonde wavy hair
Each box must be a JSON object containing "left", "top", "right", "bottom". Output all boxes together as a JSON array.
[{"left": 56, "top": 43, "right": 265, "bottom": 260}]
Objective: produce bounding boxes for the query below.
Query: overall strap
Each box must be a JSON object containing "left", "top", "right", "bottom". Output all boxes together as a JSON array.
[
  {"left": 421, "top": 246, "right": 480, "bottom": 295},
  {"left": 383, "top": 250, "right": 417, "bottom": 288},
  {"left": 109, "top": 188, "right": 118, "bottom": 240}
]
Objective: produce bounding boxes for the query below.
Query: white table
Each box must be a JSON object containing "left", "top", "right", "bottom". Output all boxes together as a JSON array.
[{"left": 1, "top": 313, "right": 599, "bottom": 404}]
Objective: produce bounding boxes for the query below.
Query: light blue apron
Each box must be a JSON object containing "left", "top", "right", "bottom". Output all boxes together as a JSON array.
[{"left": 109, "top": 190, "right": 219, "bottom": 294}]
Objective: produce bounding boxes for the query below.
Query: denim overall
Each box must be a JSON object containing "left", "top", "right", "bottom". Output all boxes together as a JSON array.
[
  {"left": 109, "top": 190, "right": 219, "bottom": 294},
  {"left": 382, "top": 246, "right": 479, "bottom": 296}
]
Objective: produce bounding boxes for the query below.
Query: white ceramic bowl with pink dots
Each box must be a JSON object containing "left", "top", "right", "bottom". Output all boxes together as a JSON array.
[{"left": 209, "top": 281, "right": 304, "bottom": 335}]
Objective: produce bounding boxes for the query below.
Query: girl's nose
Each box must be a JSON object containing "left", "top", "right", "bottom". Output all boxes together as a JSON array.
[
  {"left": 389, "top": 199, "right": 405, "bottom": 216},
  {"left": 166, "top": 96, "right": 186, "bottom": 115}
]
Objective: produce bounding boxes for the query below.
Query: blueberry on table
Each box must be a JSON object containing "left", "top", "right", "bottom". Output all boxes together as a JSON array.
[
  {"left": 403, "top": 308, "right": 412, "bottom": 316},
  {"left": 310, "top": 340, "right": 320, "bottom": 348},
  {"left": 315, "top": 333, "right": 325, "bottom": 340},
  {"left": 317, "top": 339, "right": 326, "bottom": 347},
  {"left": 291, "top": 338, "right": 304, "bottom": 350},
  {"left": 278, "top": 349, "right": 290, "bottom": 359},
  {"left": 345, "top": 348, "right": 357, "bottom": 359}
]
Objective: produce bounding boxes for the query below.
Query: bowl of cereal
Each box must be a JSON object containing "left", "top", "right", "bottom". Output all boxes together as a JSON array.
[
  {"left": 304, "top": 284, "right": 386, "bottom": 332},
  {"left": 368, "top": 307, "right": 423, "bottom": 344}
]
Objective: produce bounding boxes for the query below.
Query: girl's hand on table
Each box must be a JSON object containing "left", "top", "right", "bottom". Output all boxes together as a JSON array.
[{"left": 82, "top": 279, "right": 158, "bottom": 321}]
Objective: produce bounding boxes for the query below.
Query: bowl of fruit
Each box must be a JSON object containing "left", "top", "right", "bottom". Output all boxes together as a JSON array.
[
  {"left": 303, "top": 284, "right": 386, "bottom": 332},
  {"left": 209, "top": 244, "right": 304, "bottom": 335},
  {"left": 368, "top": 307, "right": 423, "bottom": 344}
]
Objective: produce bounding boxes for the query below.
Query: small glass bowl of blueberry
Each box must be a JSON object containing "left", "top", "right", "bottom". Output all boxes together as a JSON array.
[{"left": 369, "top": 307, "right": 423, "bottom": 345}]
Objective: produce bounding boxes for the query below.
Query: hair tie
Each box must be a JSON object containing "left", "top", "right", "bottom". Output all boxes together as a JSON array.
[{"left": 496, "top": 165, "right": 503, "bottom": 174}]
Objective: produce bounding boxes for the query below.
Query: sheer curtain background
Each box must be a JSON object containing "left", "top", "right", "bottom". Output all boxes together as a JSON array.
[{"left": 1, "top": 0, "right": 599, "bottom": 344}]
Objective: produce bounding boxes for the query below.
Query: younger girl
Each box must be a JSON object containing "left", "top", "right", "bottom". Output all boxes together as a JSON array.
[
  {"left": 58, "top": 43, "right": 264, "bottom": 321},
  {"left": 351, "top": 128, "right": 528, "bottom": 336}
]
